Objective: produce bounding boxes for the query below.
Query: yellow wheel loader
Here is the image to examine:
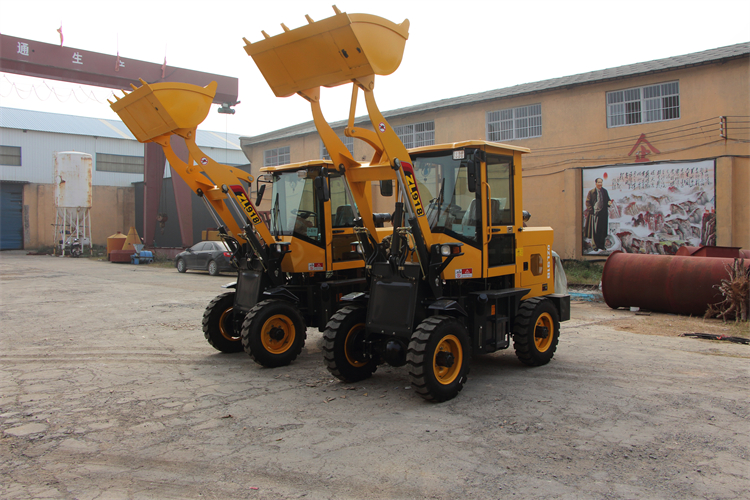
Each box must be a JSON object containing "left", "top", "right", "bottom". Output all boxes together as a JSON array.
[
  {"left": 110, "top": 80, "right": 380, "bottom": 367},
  {"left": 244, "top": 6, "right": 570, "bottom": 400}
]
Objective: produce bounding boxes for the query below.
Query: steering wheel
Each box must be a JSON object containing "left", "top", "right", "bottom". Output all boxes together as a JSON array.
[{"left": 291, "top": 209, "right": 317, "bottom": 220}]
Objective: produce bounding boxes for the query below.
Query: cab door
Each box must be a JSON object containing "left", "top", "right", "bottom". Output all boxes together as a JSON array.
[
  {"left": 326, "top": 175, "right": 361, "bottom": 271},
  {"left": 483, "top": 154, "right": 516, "bottom": 278}
]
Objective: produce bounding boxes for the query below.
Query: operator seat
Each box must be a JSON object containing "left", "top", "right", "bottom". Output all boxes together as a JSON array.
[
  {"left": 334, "top": 205, "right": 355, "bottom": 227},
  {"left": 461, "top": 199, "right": 505, "bottom": 227}
]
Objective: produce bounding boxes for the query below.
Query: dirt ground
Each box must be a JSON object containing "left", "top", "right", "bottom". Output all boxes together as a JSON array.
[{"left": 1, "top": 251, "right": 748, "bottom": 500}]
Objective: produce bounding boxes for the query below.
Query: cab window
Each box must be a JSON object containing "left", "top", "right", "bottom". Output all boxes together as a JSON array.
[
  {"left": 413, "top": 151, "right": 477, "bottom": 244},
  {"left": 485, "top": 155, "right": 514, "bottom": 226},
  {"left": 269, "top": 171, "right": 322, "bottom": 243},
  {"left": 330, "top": 174, "right": 357, "bottom": 228}
]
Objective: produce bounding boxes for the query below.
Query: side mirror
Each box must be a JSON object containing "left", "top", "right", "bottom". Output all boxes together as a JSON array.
[
  {"left": 314, "top": 167, "right": 330, "bottom": 202},
  {"left": 255, "top": 184, "right": 266, "bottom": 205},
  {"left": 464, "top": 160, "right": 478, "bottom": 193},
  {"left": 380, "top": 180, "right": 393, "bottom": 197}
]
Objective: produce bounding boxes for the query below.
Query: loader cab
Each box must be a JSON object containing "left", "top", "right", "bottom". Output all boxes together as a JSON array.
[
  {"left": 259, "top": 160, "right": 362, "bottom": 274},
  {"left": 408, "top": 140, "right": 530, "bottom": 280}
]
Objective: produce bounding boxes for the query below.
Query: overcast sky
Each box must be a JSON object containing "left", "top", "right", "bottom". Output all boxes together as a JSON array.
[{"left": 2, "top": 0, "right": 749, "bottom": 139}]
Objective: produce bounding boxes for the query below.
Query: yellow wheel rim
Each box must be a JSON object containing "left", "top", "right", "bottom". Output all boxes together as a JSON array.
[
  {"left": 260, "top": 314, "right": 295, "bottom": 354},
  {"left": 534, "top": 312, "right": 554, "bottom": 352},
  {"left": 344, "top": 323, "right": 367, "bottom": 367},
  {"left": 432, "top": 335, "right": 463, "bottom": 385},
  {"left": 219, "top": 307, "right": 239, "bottom": 342}
]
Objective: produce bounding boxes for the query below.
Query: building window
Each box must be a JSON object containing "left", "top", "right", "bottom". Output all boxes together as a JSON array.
[
  {"left": 607, "top": 81, "right": 680, "bottom": 128},
  {"left": 96, "top": 153, "right": 144, "bottom": 173},
  {"left": 264, "top": 146, "right": 290, "bottom": 167},
  {"left": 0, "top": 145, "right": 21, "bottom": 166},
  {"left": 395, "top": 121, "right": 435, "bottom": 149},
  {"left": 487, "top": 104, "right": 542, "bottom": 142},
  {"left": 321, "top": 135, "right": 354, "bottom": 160}
]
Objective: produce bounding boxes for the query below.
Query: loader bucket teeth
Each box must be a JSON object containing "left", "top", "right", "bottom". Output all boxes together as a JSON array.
[
  {"left": 243, "top": 9, "right": 409, "bottom": 97},
  {"left": 109, "top": 81, "right": 217, "bottom": 142}
]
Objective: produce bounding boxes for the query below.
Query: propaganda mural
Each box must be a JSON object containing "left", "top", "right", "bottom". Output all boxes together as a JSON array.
[{"left": 582, "top": 159, "right": 716, "bottom": 256}]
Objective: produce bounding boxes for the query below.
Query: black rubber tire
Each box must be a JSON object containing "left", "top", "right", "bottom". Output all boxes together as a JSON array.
[
  {"left": 322, "top": 306, "right": 377, "bottom": 382},
  {"left": 202, "top": 292, "right": 243, "bottom": 353},
  {"left": 176, "top": 258, "right": 187, "bottom": 273},
  {"left": 241, "top": 300, "right": 306, "bottom": 367},
  {"left": 407, "top": 316, "right": 470, "bottom": 402},
  {"left": 208, "top": 260, "right": 220, "bottom": 276},
  {"left": 512, "top": 297, "right": 560, "bottom": 366}
]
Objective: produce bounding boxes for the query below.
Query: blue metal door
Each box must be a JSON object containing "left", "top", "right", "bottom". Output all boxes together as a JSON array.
[{"left": 0, "top": 183, "right": 24, "bottom": 250}]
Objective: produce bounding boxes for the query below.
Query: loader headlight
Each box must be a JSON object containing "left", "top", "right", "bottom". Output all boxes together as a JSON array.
[
  {"left": 351, "top": 242, "right": 363, "bottom": 255},
  {"left": 439, "top": 243, "right": 463, "bottom": 257},
  {"left": 271, "top": 243, "right": 290, "bottom": 255}
]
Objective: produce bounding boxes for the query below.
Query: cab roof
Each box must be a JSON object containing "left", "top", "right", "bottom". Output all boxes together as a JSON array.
[
  {"left": 409, "top": 140, "right": 530, "bottom": 155},
  {"left": 260, "top": 159, "right": 335, "bottom": 173}
]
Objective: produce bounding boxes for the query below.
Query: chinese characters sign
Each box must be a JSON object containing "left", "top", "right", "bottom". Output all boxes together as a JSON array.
[{"left": 582, "top": 160, "right": 716, "bottom": 256}]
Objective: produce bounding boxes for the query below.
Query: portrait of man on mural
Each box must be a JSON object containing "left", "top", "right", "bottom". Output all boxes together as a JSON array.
[{"left": 584, "top": 177, "right": 612, "bottom": 253}]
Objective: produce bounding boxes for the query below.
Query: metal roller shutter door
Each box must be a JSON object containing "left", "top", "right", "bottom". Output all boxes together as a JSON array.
[{"left": 0, "top": 183, "right": 24, "bottom": 250}]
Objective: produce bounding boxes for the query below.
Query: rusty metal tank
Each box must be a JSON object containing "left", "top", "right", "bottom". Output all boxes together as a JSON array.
[
  {"left": 601, "top": 250, "right": 749, "bottom": 316},
  {"left": 674, "top": 246, "right": 749, "bottom": 258}
]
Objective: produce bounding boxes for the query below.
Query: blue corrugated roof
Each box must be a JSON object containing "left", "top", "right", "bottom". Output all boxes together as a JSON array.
[{"left": 0, "top": 107, "right": 242, "bottom": 150}]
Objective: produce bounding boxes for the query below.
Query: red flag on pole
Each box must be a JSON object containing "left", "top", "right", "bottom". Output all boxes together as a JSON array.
[{"left": 57, "top": 24, "right": 63, "bottom": 46}]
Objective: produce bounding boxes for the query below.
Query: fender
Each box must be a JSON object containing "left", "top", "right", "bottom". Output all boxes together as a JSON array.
[
  {"left": 262, "top": 286, "right": 300, "bottom": 303},
  {"left": 340, "top": 291, "right": 369, "bottom": 304},
  {"left": 427, "top": 299, "right": 468, "bottom": 316}
]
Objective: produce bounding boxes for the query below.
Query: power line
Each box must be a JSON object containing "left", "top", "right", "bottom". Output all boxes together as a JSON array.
[
  {"left": 528, "top": 127, "right": 723, "bottom": 159},
  {"left": 530, "top": 116, "right": 723, "bottom": 154},
  {"left": 0, "top": 73, "right": 115, "bottom": 105},
  {"left": 524, "top": 138, "right": 729, "bottom": 172}
]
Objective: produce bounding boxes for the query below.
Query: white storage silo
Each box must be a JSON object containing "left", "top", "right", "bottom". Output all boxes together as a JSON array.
[{"left": 53, "top": 152, "right": 93, "bottom": 256}]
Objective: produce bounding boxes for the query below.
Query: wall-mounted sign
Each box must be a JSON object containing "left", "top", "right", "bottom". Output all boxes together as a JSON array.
[{"left": 582, "top": 160, "right": 715, "bottom": 256}]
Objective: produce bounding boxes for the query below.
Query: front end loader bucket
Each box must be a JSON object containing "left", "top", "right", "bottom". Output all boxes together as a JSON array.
[
  {"left": 109, "top": 81, "right": 217, "bottom": 142},
  {"left": 243, "top": 8, "right": 409, "bottom": 97}
]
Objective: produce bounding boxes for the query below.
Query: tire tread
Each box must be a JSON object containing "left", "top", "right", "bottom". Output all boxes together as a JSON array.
[
  {"left": 241, "top": 299, "right": 306, "bottom": 367},
  {"left": 202, "top": 291, "right": 243, "bottom": 353}
]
